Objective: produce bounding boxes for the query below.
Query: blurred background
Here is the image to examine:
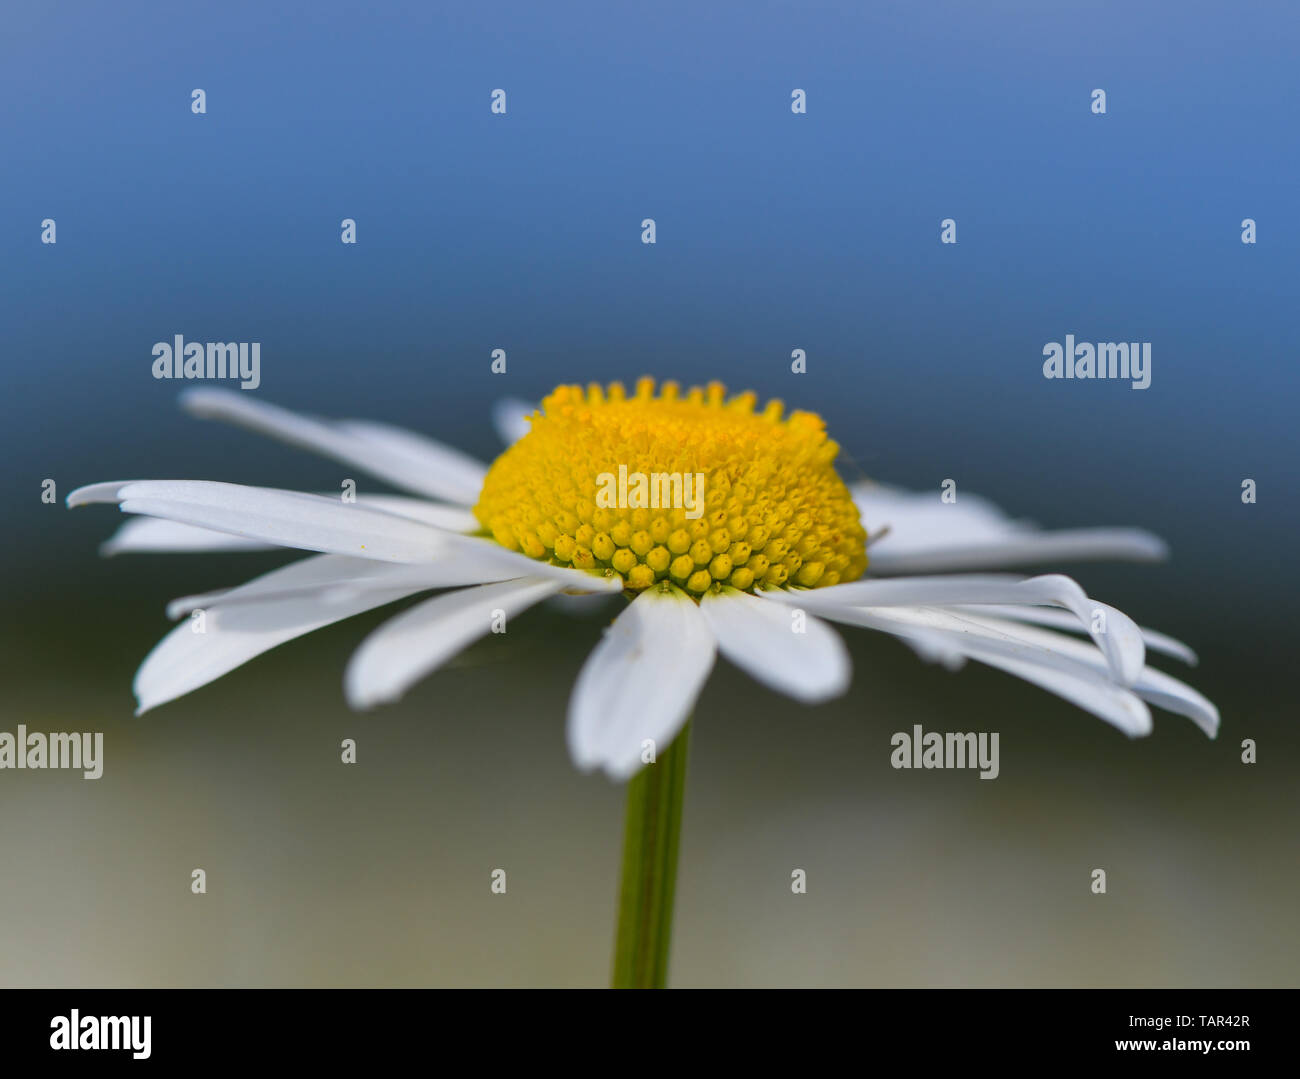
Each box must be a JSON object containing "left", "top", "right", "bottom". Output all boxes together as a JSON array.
[{"left": 1, "top": 0, "right": 1297, "bottom": 986}]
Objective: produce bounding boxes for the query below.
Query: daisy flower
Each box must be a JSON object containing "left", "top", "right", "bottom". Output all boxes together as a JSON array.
[
  {"left": 70, "top": 378, "right": 1217, "bottom": 762},
  {"left": 69, "top": 378, "right": 1218, "bottom": 987}
]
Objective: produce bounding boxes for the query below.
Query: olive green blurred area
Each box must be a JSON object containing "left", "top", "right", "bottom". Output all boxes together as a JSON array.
[{"left": 2, "top": 512, "right": 1297, "bottom": 987}]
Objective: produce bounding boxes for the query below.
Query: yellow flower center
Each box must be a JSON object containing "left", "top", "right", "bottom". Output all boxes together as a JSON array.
[{"left": 474, "top": 378, "right": 868, "bottom": 596}]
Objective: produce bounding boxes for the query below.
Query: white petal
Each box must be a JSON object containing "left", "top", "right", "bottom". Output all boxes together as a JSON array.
[
  {"left": 474, "top": 552, "right": 625, "bottom": 593},
  {"left": 567, "top": 586, "right": 716, "bottom": 780},
  {"left": 950, "top": 647, "right": 1153, "bottom": 737},
  {"left": 705, "top": 588, "right": 849, "bottom": 703},
  {"left": 163, "top": 552, "right": 523, "bottom": 620},
  {"left": 899, "top": 634, "right": 969, "bottom": 671},
  {"left": 181, "top": 388, "right": 486, "bottom": 504},
  {"left": 408, "top": 530, "right": 625, "bottom": 593},
  {"left": 353, "top": 495, "right": 479, "bottom": 533},
  {"left": 344, "top": 578, "right": 560, "bottom": 709},
  {"left": 491, "top": 397, "right": 536, "bottom": 446},
  {"left": 335, "top": 419, "right": 487, "bottom": 505},
  {"left": 134, "top": 581, "right": 429, "bottom": 714},
  {"left": 941, "top": 612, "right": 1218, "bottom": 737},
  {"left": 770, "top": 574, "right": 1145, "bottom": 686},
  {"left": 815, "top": 604, "right": 1154, "bottom": 736},
  {"left": 73, "top": 480, "right": 453, "bottom": 562},
  {"left": 852, "top": 482, "right": 1167, "bottom": 572},
  {"left": 1124, "top": 664, "right": 1220, "bottom": 738},
  {"left": 816, "top": 603, "right": 1106, "bottom": 680},
  {"left": 74, "top": 479, "right": 624, "bottom": 593},
  {"left": 101, "top": 517, "right": 274, "bottom": 555},
  {"left": 67, "top": 480, "right": 144, "bottom": 506},
  {"left": 99, "top": 495, "right": 479, "bottom": 557},
  {"left": 866, "top": 530, "right": 1168, "bottom": 574},
  {"left": 166, "top": 553, "right": 387, "bottom": 617},
  {"left": 950, "top": 604, "right": 1198, "bottom": 666},
  {"left": 851, "top": 483, "right": 1031, "bottom": 544}
]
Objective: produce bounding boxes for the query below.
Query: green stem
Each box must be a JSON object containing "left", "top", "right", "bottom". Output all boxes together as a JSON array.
[{"left": 611, "top": 720, "right": 691, "bottom": 989}]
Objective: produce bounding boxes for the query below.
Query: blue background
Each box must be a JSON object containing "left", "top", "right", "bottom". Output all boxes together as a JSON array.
[{"left": 4, "top": 0, "right": 1297, "bottom": 633}]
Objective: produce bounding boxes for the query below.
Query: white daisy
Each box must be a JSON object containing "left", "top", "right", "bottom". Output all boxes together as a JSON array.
[{"left": 70, "top": 379, "right": 1218, "bottom": 782}]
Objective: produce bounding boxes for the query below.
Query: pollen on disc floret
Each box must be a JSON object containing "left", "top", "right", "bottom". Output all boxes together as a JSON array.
[{"left": 473, "top": 378, "right": 868, "bottom": 597}]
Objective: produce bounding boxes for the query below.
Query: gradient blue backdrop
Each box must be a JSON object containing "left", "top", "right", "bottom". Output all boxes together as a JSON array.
[{"left": 5, "top": 1, "right": 1296, "bottom": 607}]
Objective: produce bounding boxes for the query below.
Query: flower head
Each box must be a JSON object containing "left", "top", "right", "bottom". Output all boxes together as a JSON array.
[
  {"left": 68, "top": 383, "right": 1219, "bottom": 780},
  {"left": 476, "top": 378, "right": 867, "bottom": 595}
]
